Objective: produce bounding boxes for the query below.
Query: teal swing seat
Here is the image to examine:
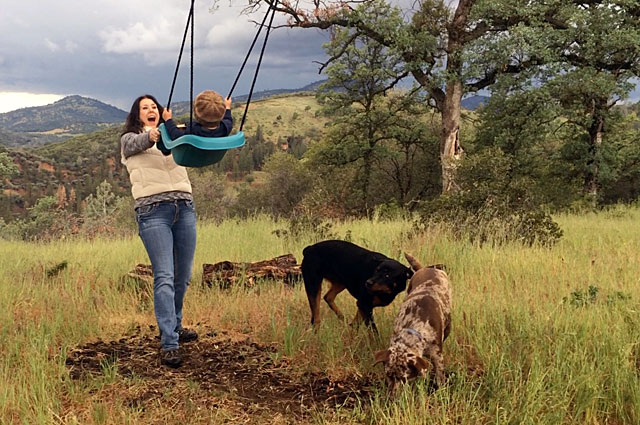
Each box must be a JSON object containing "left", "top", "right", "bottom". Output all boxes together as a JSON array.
[
  {"left": 161, "top": 0, "right": 275, "bottom": 167},
  {"left": 158, "top": 124, "right": 245, "bottom": 167}
]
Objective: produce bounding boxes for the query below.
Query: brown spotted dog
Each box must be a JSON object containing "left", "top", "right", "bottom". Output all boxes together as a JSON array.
[{"left": 374, "top": 253, "right": 451, "bottom": 394}]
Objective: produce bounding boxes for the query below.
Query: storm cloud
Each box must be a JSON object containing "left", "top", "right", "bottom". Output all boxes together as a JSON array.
[{"left": 0, "top": 0, "right": 329, "bottom": 111}]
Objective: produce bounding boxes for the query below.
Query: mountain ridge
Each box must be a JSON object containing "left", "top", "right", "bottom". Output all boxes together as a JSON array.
[
  {"left": 0, "top": 81, "right": 329, "bottom": 147},
  {"left": 0, "top": 95, "right": 127, "bottom": 147},
  {"left": 0, "top": 82, "right": 489, "bottom": 148}
]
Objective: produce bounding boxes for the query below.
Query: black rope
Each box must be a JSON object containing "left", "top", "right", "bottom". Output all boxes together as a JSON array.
[
  {"left": 189, "top": 0, "right": 195, "bottom": 128},
  {"left": 239, "top": 1, "right": 278, "bottom": 131},
  {"left": 226, "top": 4, "right": 273, "bottom": 99},
  {"left": 167, "top": 0, "right": 195, "bottom": 109},
  {"left": 167, "top": 0, "right": 277, "bottom": 133}
]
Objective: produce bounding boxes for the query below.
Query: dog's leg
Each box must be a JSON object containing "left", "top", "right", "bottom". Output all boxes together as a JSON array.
[
  {"left": 443, "top": 318, "right": 451, "bottom": 342},
  {"left": 425, "top": 345, "right": 446, "bottom": 388},
  {"left": 323, "top": 281, "right": 346, "bottom": 320},
  {"left": 302, "top": 264, "right": 324, "bottom": 326},
  {"left": 354, "top": 302, "right": 378, "bottom": 333}
]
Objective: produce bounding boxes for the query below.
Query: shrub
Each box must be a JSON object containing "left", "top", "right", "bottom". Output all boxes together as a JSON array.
[
  {"left": 418, "top": 148, "right": 563, "bottom": 247},
  {"left": 231, "top": 152, "right": 311, "bottom": 218}
]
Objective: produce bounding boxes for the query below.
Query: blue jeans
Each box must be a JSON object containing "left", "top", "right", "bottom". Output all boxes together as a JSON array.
[{"left": 136, "top": 199, "right": 197, "bottom": 350}]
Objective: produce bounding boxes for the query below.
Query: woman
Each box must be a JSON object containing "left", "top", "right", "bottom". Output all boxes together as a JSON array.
[{"left": 120, "top": 94, "right": 198, "bottom": 368}]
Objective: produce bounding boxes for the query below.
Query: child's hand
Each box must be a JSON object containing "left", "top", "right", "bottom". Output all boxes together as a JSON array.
[
  {"left": 162, "top": 108, "right": 173, "bottom": 121},
  {"left": 225, "top": 97, "right": 232, "bottom": 109}
]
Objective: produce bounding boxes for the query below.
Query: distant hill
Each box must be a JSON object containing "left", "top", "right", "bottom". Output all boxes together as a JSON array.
[
  {"left": 0, "top": 95, "right": 127, "bottom": 147},
  {"left": 0, "top": 127, "right": 31, "bottom": 148},
  {"left": 461, "top": 95, "right": 489, "bottom": 110},
  {"left": 169, "top": 80, "right": 327, "bottom": 116},
  {"left": 0, "top": 83, "right": 327, "bottom": 148}
]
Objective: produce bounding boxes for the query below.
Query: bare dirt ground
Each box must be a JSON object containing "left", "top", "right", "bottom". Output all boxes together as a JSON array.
[{"left": 64, "top": 325, "right": 376, "bottom": 423}]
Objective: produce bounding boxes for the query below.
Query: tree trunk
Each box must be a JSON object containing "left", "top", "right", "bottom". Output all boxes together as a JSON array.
[
  {"left": 584, "top": 108, "right": 604, "bottom": 204},
  {"left": 440, "top": 80, "right": 464, "bottom": 194}
]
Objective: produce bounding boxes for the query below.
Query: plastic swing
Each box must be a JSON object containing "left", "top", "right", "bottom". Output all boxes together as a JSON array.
[{"left": 158, "top": 0, "right": 278, "bottom": 167}]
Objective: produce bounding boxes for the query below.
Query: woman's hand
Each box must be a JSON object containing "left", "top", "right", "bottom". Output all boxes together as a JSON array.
[
  {"left": 148, "top": 128, "right": 160, "bottom": 143},
  {"left": 162, "top": 108, "right": 173, "bottom": 121}
]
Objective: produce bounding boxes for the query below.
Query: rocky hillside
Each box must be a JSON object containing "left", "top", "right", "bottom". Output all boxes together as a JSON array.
[{"left": 0, "top": 93, "right": 326, "bottom": 220}]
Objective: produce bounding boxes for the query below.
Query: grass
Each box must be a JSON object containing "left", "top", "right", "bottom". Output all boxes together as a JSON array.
[
  {"left": 238, "top": 94, "right": 326, "bottom": 143},
  {"left": 1, "top": 209, "right": 640, "bottom": 424}
]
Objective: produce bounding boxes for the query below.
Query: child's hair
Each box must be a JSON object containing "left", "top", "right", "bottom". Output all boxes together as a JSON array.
[{"left": 193, "top": 90, "right": 226, "bottom": 127}]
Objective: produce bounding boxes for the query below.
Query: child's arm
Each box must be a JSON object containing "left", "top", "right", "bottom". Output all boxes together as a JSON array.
[
  {"left": 161, "top": 108, "right": 185, "bottom": 140},
  {"left": 219, "top": 97, "right": 233, "bottom": 136}
]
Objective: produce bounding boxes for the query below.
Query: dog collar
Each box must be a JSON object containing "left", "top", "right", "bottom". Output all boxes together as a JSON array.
[{"left": 404, "top": 327, "right": 423, "bottom": 341}]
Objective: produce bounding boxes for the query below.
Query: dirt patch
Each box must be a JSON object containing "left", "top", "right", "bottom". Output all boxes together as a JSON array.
[{"left": 65, "top": 326, "right": 376, "bottom": 421}]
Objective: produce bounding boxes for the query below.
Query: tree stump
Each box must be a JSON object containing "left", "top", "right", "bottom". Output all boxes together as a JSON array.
[
  {"left": 120, "top": 264, "right": 154, "bottom": 300},
  {"left": 202, "top": 254, "right": 302, "bottom": 289}
]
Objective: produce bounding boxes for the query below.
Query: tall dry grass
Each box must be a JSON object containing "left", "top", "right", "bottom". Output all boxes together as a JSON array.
[{"left": 1, "top": 209, "right": 639, "bottom": 424}]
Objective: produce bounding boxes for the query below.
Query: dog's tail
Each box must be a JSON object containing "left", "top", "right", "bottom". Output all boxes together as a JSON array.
[{"left": 404, "top": 252, "right": 423, "bottom": 271}]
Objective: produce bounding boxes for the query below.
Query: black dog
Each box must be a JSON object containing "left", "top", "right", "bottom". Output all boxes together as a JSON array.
[{"left": 301, "top": 240, "right": 413, "bottom": 331}]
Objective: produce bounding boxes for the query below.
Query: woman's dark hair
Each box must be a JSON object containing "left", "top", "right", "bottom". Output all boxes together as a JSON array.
[{"left": 121, "top": 94, "right": 165, "bottom": 135}]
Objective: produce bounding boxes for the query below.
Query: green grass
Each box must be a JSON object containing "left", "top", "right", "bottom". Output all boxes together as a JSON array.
[
  {"left": 237, "top": 94, "right": 326, "bottom": 142},
  {"left": 1, "top": 209, "right": 640, "bottom": 424}
]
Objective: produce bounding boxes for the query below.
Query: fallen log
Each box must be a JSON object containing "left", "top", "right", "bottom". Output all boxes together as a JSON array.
[{"left": 202, "top": 254, "right": 302, "bottom": 289}]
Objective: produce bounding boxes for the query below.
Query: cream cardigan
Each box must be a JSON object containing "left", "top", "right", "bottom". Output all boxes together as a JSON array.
[{"left": 121, "top": 132, "right": 192, "bottom": 200}]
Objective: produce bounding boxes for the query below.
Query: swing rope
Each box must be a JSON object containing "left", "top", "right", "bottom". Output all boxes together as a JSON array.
[
  {"left": 239, "top": 2, "right": 277, "bottom": 131},
  {"left": 166, "top": 0, "right": 194, "bottom": 110},
  {"left": 166, "top": 0, "right": 277, "bottom": 132},
  {"left": 189, "top": 0, "right": 195, "bottom": 129}
]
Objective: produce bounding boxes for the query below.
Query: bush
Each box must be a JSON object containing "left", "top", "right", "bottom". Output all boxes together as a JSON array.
[
  {"left": 418, "top": 148, "right": 563, "bottom": 247},
  {"left": 190, "top": 170, "right": 235, "bottom": 223},
  {"left": 419, "top": 194, "right": 563, "bottom": 247},
  {"left": 2, "top": 196, "right": 81, "bottom": 241},
  {"left": 231, "top": 152, "right": 312, "bottom": 218},
  {"left": 272, "top": 211, "right": 336, "bottom": 243}
]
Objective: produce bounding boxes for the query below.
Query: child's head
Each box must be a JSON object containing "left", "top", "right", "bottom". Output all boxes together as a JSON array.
[{"left": 193, "top": 90, "right": 226, "bottom": 127}]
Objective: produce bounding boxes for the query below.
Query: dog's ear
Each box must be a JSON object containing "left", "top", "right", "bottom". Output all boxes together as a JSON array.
[
  {"left": 415, "top": 356, "right": 429, "bottom": 371},
  {"left": 404, "top": 252, "right": 422, "bottom": 271},
  {"left": 408, "top": 356, "right": 429, "bottom": 377},
  {"left": 373, "top": 349, "right": 391, "bottom": 366}
]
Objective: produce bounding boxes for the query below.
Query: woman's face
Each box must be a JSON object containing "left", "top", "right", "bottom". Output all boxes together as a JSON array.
[{"left": 138, "top": 98, "right": 159, "bottom": 128}]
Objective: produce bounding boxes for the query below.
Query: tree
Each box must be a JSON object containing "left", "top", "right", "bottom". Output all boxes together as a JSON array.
[
  {"left": 250, "top": 0, "right": 548, "bottom": 193},
  {"left": 262, "top": 152, "right": 312, "bottom": 216},
  {"left": 83, "top": 180, "right": 121, "bottom": 222},
  {"left": 314, "top": 25, "right": 413, "bottom": 212},
  {"left": 0, "top": 152, "right": 18, "bottom": 184},
  {"left": 474, "top": 0, "right": 640, "bottom": 205},
  {"left": 544, "top": 1, "right": 640, "bottom": 203},
  {"left": 232, "top": 152, "right": 312, "bottom": 217},
  {"left": 473, "top": 85, "right": 583, "bottom": 208},
  {"left": 189, "top": 170, "right": 234, "bottom": 222},
  {"left": 373, "top": 103, "right": 441, "bottom": 205}
]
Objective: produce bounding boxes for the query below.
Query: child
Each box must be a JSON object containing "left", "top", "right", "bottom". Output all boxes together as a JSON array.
[{"left": 161, "top": 90, "right": 233, "bottom": 140}]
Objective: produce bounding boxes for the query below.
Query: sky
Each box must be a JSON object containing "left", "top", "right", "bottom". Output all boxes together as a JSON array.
[
  {"left": 1, "top": 1, "right": 638, "bottom": 114},
  {"left": 0, "top": 0, "right": 330, "bottom": 113}
]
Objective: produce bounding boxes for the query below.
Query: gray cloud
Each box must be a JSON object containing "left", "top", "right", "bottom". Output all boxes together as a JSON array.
[{"left": 0, "top": 0, "right": 329, "bottom": 110}]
